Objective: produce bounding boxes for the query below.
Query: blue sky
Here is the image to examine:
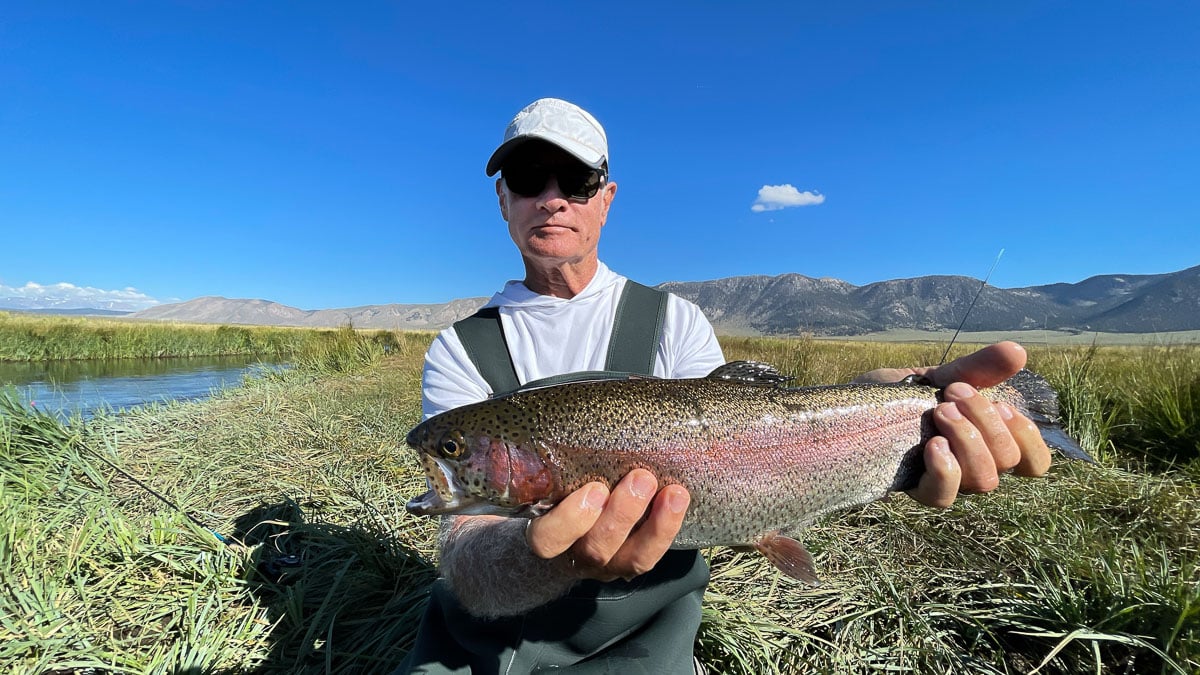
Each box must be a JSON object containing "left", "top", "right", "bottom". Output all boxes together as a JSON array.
[{"left": 2, "top": 2, "right": 1197, "bottom": 310}]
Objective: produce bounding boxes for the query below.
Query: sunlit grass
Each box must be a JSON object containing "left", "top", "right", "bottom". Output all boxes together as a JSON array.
[
  {"left": 0, "top": 311, "right": 401, "bottom": 361},
  {"left": 1, "top": 335, "right": 1197, "bottom": 673}
]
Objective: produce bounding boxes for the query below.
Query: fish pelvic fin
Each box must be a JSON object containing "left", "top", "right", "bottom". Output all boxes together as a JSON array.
[
  {"left": 753, "top": 531, "right": 820, "bottom": 585},
  {"left": 1006, "top": 369, "right": 1097, "bottom": 463}
]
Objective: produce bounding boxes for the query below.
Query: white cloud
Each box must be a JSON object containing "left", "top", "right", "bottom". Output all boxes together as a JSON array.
[
  {"left": 0, "top": 281, "right": 166, "bottom": 311},
  {"left": 751, "top": 184, "right": 825, "bottom": 212}
]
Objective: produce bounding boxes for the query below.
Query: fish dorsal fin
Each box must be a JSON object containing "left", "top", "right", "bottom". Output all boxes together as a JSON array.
[
  {"left": 706, "top": 361, "right": 793, "bottom": 386},
  {"left": 491, "top": 370, "right": 658, "bottom": 398}
]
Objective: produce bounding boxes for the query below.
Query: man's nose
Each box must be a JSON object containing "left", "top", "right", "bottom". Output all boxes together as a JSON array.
[{"left": 535, "top": 175, "right": 567, "bottom": 207}]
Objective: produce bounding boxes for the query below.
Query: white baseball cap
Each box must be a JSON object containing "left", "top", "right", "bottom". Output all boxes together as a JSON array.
[{"left": 485, "top": 98, "right": 608, "bottom": 176}]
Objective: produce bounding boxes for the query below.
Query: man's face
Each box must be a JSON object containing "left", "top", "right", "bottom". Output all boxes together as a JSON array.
[{"left": 496, "top": 141, "right": 617, "bottom": 268}]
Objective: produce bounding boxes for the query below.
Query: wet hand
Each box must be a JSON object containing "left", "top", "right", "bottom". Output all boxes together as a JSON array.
[
  {"left": 524, "top": 469, "right": 690, "bottom": 582},
  {"left": 856, "top": 341, "right": 1052, "bottom": 508}
]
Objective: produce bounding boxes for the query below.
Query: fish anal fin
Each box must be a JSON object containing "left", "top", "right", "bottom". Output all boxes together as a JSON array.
[{"left": 753, "top": 531, "right": 820, "bottom": 585}]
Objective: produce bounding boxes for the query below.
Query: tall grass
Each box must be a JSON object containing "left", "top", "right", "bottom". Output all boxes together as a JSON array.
[
  {"left": 0, "top": 393, "right": 264, "bottom": 673},
  {"left": 0, "top": 336, "right": 1197, "bottom": 673},
  {"left": 289, "top": 325, "right": 404, "bottom": 375},
  {"left": 1033, "top": 344, "right": 1200, "bottom": 469},
  {"left": 691, "top": 462, "right": 1199, "bottom": 673},
  {"left": 0, "top": 312, "right": 397, "bottom": 361},
  {"left": 1, "top": 329, "right": 435, "bottom": 673}
]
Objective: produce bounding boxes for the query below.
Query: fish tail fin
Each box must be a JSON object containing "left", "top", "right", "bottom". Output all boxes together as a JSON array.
[{"left": 1007, "top": 369, "right": 1096, "bottom": 464}]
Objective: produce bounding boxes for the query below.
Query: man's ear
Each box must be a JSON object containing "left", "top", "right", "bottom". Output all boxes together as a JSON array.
[
  {"left": 598, "top": 180, "right": 617, "bottom": 227},
  {"left": 496, "top": 178, "right": 509, "bottom": 221}
]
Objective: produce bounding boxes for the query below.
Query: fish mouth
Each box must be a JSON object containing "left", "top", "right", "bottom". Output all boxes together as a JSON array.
[{"left": 404, "top": 455, "right": 519, "bottom": 517}]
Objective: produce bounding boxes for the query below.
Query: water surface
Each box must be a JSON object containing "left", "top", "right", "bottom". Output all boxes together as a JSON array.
[{"left": 0, "top": 356, "right": 283, "bottom": 418}]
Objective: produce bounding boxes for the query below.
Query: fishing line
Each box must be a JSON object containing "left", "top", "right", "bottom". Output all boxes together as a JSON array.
[
  {"left": 80, "top": 440, "right": 228, "bottom": 543},
  {"left": 81, "top": 439, "right": 311, "bottom": 578},
  {"left": 939, "top": 248, "right": 1005, "bottom": 366}
]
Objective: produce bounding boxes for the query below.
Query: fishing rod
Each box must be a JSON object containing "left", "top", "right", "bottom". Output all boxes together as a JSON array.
[
  {"left": 80, "top": 440, "right": 309, "bottom": 576},
  {"left": 78, "top": 440, "right": 229, "bottom": 544},
  {"left": 938, "top": 248, "right": 1005, "bottom": 366}
]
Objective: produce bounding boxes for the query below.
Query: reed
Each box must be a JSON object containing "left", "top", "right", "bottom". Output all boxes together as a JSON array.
[
  {"left": 1, "top": 337, "right": 1196, "bottom": 674},
  {"left": 1031, "top": 344, "right": 1200, "bottom": 469},
  {"left": 0, "top": 311, "right": 367, "bottom": 361}
]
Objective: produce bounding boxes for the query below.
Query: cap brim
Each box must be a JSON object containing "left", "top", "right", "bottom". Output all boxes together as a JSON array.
[{"left": 485, "top": 133, "right": 605, "bottom": 176}]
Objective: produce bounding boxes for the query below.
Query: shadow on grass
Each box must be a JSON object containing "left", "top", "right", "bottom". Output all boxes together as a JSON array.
[
  {"left": 228, "top": 502, "right": 704, "bottom": 674},
  {"left": 234, "top": 500, "right": 437, "bottom": 674}
]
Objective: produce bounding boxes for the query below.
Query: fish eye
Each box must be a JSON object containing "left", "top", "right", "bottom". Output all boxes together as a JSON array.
[{"left": 438, "top": 430, "right": 467, "bottom": 458}]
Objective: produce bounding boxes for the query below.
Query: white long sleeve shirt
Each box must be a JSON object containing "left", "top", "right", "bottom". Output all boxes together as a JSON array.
[{"left": 421, "top": 262, "right": 725, "bottom": 418}]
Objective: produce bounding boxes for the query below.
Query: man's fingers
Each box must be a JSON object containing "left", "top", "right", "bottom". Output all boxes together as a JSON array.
[
  {"left": 998, "top": 402, "right": 1052, "bottom": 477},
  {"left": 572, "top": 470, "right": 658, "bottom": 570},
  {"left": 525, "top": 470, "right": 691, "bottom": 583},
  {"left": 603, "top": 485, "right": 690, "bottom": 579},
  {"left": 907, "top": 437, "right": 961, "bottom": 508},
  {"left": 943, "top": 382, "right": 1022, "bottom": 476},
  {"left": 855, "top": 342, "right": 1027, "bottom": 388},
  {"left": 928, "top": 341, "right": 1027, "bottom": 389},
  {"left": 525, "top": 482, "right": 608, "bottom": 559},
  {"left": 852, "top": 366, "right": 917, "bottom": 384},
  {"left": 932, "top": 394, "right": 1000, "bottom": 493}
]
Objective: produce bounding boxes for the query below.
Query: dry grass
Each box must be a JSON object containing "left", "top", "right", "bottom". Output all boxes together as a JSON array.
[{"left": 2, "top": 334, "right": 1197, "bottom": 673}]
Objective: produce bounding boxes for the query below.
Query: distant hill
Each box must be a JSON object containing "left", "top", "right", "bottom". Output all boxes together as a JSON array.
[
  {"left": 127, "top": 264, "right": 1200, "bottom": 335},
  {"left": 661, "top": 264, "right": 1200, "bottom": 335},
  {"left": 130, "top": 296, "right": 490, "bottom": 330}
]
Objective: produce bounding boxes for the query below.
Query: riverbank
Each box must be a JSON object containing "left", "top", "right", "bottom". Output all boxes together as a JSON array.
[{"left": 2, "top": 335, "right": 1197, "bottom": 673}]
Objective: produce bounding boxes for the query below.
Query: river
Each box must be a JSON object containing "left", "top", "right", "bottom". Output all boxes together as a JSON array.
[{"left": 0, "top": 356, "right": 285, "bottom": 418}]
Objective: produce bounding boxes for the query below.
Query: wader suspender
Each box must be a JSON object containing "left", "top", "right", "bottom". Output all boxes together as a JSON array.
[
  {"left": 400, "top": 281, "right": 708, "bottom": 675},
  {"left": 453, "top": 281, "right": 668, "bottom": 395}
]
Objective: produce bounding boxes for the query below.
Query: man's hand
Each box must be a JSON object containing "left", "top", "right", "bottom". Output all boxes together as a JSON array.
[
  {"left": 524, "top": 469, "right": 690, "bottom": 581},
  {"left": 855, "top": 341, "right": 1052, "bottom": 508}
]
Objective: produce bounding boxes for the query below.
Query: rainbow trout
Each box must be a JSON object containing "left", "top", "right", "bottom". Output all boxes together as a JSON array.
[{"left": 405, "top": 362, "right": 1092, "bottom": 583}]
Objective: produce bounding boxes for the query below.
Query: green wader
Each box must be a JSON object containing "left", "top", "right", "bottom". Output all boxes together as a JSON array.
[{"left": 394, "top": 282, "right": 710, "bottom": 674}]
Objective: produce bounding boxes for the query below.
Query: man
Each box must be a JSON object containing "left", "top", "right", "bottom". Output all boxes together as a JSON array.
[{"left": 396, "top": 98, "right": 1050, "bottom": 674}]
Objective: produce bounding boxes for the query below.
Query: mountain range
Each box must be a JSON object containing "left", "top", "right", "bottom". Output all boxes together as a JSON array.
[
  {"left": 128, "top": 296, "right": 490, "bottom": 331},
  {"left": 122, "top": 264, "right": 1200, "bottom": 336}
]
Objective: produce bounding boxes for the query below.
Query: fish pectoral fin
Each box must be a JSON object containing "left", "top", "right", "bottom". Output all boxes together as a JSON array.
[{"left": 753, "top": 531, "right": 820, "bottom": 585}]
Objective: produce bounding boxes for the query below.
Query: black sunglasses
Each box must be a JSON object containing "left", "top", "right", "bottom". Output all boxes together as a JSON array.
[{"left": 502, "top": 163, "right": 607, "bottom": 200}]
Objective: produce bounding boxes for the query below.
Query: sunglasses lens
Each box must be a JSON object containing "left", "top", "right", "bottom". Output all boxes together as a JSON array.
[
  {"left": 503, "top": 167, "right": 551, "bottom": 197},
  {"left": 503, "top": 164, "right": 605, "bottom": 200},
  {"left": 557, "top": 169, "right": 603, "bottom": 200}
]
